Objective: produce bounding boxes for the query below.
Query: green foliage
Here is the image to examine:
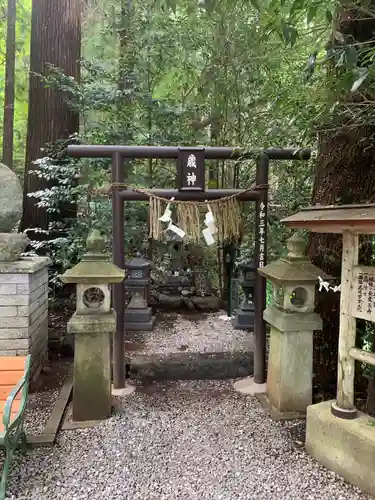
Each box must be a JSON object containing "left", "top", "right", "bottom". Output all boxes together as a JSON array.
[
  {"left": 25, "top": 136, "right": 112, "bottom": 292},
  {"left": 0, "top": 0, "right": 31, "bottom": 173},
  {"left": 21, "top": 0, "right": 324, "bottom": 298}
]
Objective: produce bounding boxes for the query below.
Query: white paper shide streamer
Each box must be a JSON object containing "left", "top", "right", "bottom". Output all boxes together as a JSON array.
[
  {"left": 202, "top": 204, "right": 216, "bottom": 246},
  {"left": 318, "top": 276, "right": 341, "bottom": 293},
  {"left": 158, "top": 197, "right": 186, "bottom": 239}
]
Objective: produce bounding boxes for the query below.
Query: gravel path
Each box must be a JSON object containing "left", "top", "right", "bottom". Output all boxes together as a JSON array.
[
  {"left": 22, "top": 390, "right": 60, "bottom": 435},
  {"left": 125, "top": 312, "right": 254, "bottom": 357},
  {"left": 23, "top": 359, "right": 72, "bottom": 435},
  {"left": 2, "top": 380, "right": 372, "bottom": 500}
]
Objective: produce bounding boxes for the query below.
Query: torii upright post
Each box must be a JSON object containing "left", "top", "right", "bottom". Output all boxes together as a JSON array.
[{"left": 233, "top": 153, "right": 269, "bottom": 395}]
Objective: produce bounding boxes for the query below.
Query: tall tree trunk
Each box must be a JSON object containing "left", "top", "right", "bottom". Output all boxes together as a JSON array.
[
  {"left": 308, "top": 5, "right": 375, "bottom": 396},
  {"left": 308, "top": 128, "right": 375, "bottom": 394},
  {"left": 2, "top": 0, "right": 17, "bottom": 169},
  {"left": 116, "top": 0, "right": 134, "bottom": 144},
  {"left": 21, "top": 0, "right": 81, "bottom": 234}
]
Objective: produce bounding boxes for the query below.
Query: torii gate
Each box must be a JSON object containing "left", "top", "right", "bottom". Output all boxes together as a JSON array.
[{"left": 67, "top": 144, "right": 311, "bottom": 390}]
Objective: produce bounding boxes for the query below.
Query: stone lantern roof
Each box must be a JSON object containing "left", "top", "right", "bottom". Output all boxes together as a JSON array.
[
  {"left": 61, "top": 230, "right": 125, "bottom": 284},
  {"left": 258, "top": 233, "right": 332, "bottom": 284},
  {"left": 125, "top": 253, "right": 151, "bottom": 269}
]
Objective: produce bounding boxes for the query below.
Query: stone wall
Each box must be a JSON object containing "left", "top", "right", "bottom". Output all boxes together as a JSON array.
[{"left": 0, "top": 256, "right": 50, "bottom": 375}]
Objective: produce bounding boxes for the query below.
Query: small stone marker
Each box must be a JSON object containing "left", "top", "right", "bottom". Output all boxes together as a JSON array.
[
  {"left": 61, "top": 230, "right": 125, "bottom": 422},
  {"left": 0, "top": 162, "right": 23, "bottom": 233}
]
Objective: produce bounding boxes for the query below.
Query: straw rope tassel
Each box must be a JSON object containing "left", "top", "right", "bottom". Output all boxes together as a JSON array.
[
  {"left": 149, "top": 197, "right": 163, "bottom": 240},
  {"left": 176, "top": 204, "right": 186, "bottom": 235},
  {"left": 177, "top": 204, "right": 201, "bottom": 243},
  {"left": 212, "top": 203, "right": 221, "bottom": 243},
  {"left": 144, "top": 186, "right": 247, "bottom": 243},
  {"left": 148, "top": 197, "right": 154, "bottom": 239},
  {"left": 156, "top": 198, "right": 163, "bottom": 240}
]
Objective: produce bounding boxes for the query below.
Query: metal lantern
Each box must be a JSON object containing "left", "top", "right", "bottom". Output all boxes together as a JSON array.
[
  {"left": 124, "top": 254, "right": 155, "bottom": 331},
  {"left": 232, "top": 260, "right": 256, "bottom": 330}
]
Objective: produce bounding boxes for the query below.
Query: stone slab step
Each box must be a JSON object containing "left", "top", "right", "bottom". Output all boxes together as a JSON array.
[{"left": 128, "top": 351, "right": 253, "bottom": 381}]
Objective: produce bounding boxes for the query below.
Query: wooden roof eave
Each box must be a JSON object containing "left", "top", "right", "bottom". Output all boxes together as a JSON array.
[{"left": 281, "top": 204, "right": 375, "bottom": 234}]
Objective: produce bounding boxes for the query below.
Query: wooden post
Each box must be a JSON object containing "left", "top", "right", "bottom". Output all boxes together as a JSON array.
[
  {"left": 332, "top": 230, "right": 358, "bottom": 419},
  {"left": 112, "top": 153, "right": 125, "bottom": 389},
  {"left": 254, "top": 154, "right": 268, "bottom": 384}
]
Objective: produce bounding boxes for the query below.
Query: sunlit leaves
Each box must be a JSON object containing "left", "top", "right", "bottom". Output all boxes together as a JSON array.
[
  {"left": 306, "top": 4, "right": 318, "bottom": 23},
  {"left": 351, "top": 67, "right": 369, "bottom": 92},
  {"left": 0, "top": 0, "right": 32, "bottom": 172},
  {"left": 290, "top": 0, "right": 305, "bottom": 16}
]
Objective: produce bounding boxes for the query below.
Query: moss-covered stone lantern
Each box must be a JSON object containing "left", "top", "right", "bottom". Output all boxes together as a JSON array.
[
  {"left": 61, "top": 230, "right": 125, "bottom": 422},
  {"left": 258, "top": 232, "right": 331, "bottom": 419}
]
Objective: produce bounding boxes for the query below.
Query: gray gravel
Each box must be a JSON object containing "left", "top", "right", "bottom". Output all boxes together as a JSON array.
[
  {"left": 23, "top": 389, "right": 60, "bottom": 435},
  {"left": 22, "top": 359, "right": 71, "bottom": 435},
  {"left": 126, "top": 311, "right": 254, "bottom": 357},
  {"left": 2, "top": 379, "right": 372, "bottom": 500}
]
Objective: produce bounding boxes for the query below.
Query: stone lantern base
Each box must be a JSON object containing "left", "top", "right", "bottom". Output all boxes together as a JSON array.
[
  {"left": 232, "top": 306, "right": 255, "bottom": 330},
  {"left": 124, "top": 306, "right": 156, "bottom": 331},
  {"left": 260, "top": 305, "right": 322, "bottom": 419},
  {"left": 68, "top": 312, "right": 114, "bottom": 422}
]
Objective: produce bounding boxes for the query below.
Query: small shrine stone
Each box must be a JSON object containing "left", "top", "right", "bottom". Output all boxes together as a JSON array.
[
  {"left": 0, "top": 162, "right": 23, "bottom": 232},
  {"left": 232, "top": 261, "right": 256, "bottom": 330},
  {"left": 0, "top": 163, "right": 30, "bottom": 262},
  {"left": 0, "top": 233, "right": 30, "bottom": 262}
]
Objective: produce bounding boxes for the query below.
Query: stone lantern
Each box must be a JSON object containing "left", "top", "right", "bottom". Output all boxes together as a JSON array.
[
  {"left": 258, "top": 232, "right": 331, "bottom": 419},
  {"left": 124, "top": 254, "right": 155, "bottom": 331},
  {"left": 61, "top": 230, "right": 125, "bottom": 422},
  {"left": 232, "top": 260, "right": 256, "bottom": 330}
]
